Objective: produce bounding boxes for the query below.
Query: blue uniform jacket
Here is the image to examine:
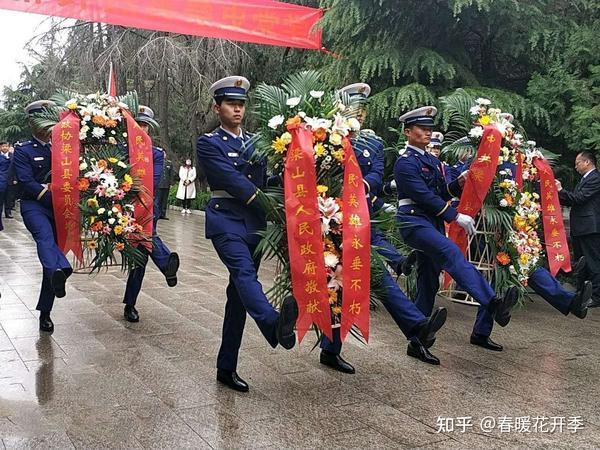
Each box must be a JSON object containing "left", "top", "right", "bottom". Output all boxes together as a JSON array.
[
  {"left": 0, "top": 154, "right": 10, "bottom": 191},
  {"left": 196, "top": 127, "right": 267, "bottom": 241},
  {"left": 13, "top": 139, "right": 52, "bottom": 207},
  {"left": 393, "top": 145, "right": 462, "bottom": 227}
]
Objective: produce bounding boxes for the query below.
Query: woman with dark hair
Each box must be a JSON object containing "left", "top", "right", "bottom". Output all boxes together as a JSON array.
[{"left": 176, "top": 158, "right": 196, "bottom": 214}]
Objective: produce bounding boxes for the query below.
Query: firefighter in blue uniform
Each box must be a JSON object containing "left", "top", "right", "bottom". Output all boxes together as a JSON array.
[
  {"left": 196, "top": 76, "right": 299, "bottom": 392},
  {"left": 442, "top": 125, "right": 592, "bottom": 350},
  {"left": 394, "top": 106, "right": 519, "bottom": 359},
  {"left": 318, "top": 84, "right": 448, "bottom": 371},
  {"left": 12, "top": 100, "right": 72, "bottom": 333},
  {"left": 122, "top": 106, "right": 180, "bottom": 323}
]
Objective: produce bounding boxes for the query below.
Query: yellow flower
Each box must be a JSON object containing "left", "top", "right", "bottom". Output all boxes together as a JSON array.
[
  {"left": 87, "top": 197, "right": 99, "bottom": 209},
  {"left": 314, "top": 143, "right": 326, "bottom": 157},
  {"left": 519, "top": 253, "right": 530, "bottom": 265},
  {"left": 113, "top": 225, "right": 123, "bottom": 235},
  {"left": 119, "top": 216, "right": 129, "bottom": 226},
  {"left": 329, "top": 133, "right": 342, "bottom": 146},
  {"left": 280, "top": 132, "right": 292, "bottom": 145},
  {"left": 271, "top": 136, "right": 287, "bottom": 153},
  {"left": 317, "top": 185, "right": 329, "bottom": 194},
  {"left": 108, "top": 157, "right": 118, "bottom": 164},
  {"left": 66, "top": 101, "right": 78, "bottom": 110},
  {"left": 332, "top": 306, "right": 342, "bottom": 315},
  {"left": 124, "top": 174, "right": 133, "bottom": 184},
  {"left": 87, "top": 240, "right": 97, "bottom": 250},
  {"left": 332, "top": 149, "right": 345, "bottom": 162},
  {"left": 479, "top": 115, "right": 492, "bottom": 125},
  {"left": 89, "top": 216, "right": 96, "bottom": 224}
]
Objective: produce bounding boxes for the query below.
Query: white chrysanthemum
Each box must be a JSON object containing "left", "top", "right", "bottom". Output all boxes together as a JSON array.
[
  {"left": 324, "top": 251, "right": 339, "bottom": 268},
  {"left": 468, "top": 127, "right": 484, "bottom": 138},
  {"left": 499, "top": 199, "right": 508, "bottom": 207},
  {"left": 286, "top": 97, "right": 301, "bottom": 107},
  {"left": 108, "top": 218, "right": 116, "bottom": 225},
  {"left": 267, "top": 115, "right": 285, "bottom": 129},
  {"left": 92, "top": 127, "right": 106, "bottom": 139},
  {"left": 97, "top": 208, "right": 106, "bottom": 214},
  {"left": 79, "top": 162, "right": 88, "bottom": 171},
  {"left": 309, "top": 90, "right": 325, "bottom": 99},
  {"left": 527, "top": 140, "right": 536, "bottom": 147},
  {"left": 469, "top": 105, "right": 481, "bottom": 115},
  {"left": 347, "top": 117, "right": 361, "bottom": 132},
  {"left": 117, "top": 161, "right": 127, "bottom": 168},
  {"left": 476, "top": 97, "right": 491, "bottom": 105}
]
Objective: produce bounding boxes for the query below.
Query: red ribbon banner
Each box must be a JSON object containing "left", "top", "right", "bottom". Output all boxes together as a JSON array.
[
  {"left": 448, "top": 126, "right": 502, "bottom": 254},
  {"left": 51, "top": 111, "right": 83, "bottom": 262},
  {"left": 1, "top": 0, "right": 323, "bottom": 50},
  {"left": 533, "top": 157, "right": 571, "bottom": 275},
  {"left": 340, "top": 138, "right": 371, "bottom": 342},
  {"left": 124, "top": 111, "right": 153, "bottom": 239},
  {"left": 284, "top": 125, "right": 332, "bottom": 343}
]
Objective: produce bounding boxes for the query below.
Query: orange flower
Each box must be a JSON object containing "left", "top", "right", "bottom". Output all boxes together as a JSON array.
[
  {"left": 332, "top": 306, "right": 342, "bottom": 315},
  {"left": 313, "top": 127, "right": 327, "bottom": 142},
  {"left": 121, "top": 182, "right": 132, "bottom": 192},
  {"left": 105, "top": 119, "right": 118, "bottom": 128},
  {"left": 78, "top": 177, "right": 90, "bottom": 191},
  {"left": 496, "top": 252, "right": 511, "bottom": 266},
  {"left": 285, "top": 115, "right": 302, "bottom": 130},
  {"left": 115, "top": 242, "right": 125, "bottom": 251},
  {"left": 503, "top": 193, "right": 513, "bottom": 206},
  {"left": 97, "top": 159, "right": 108, "bottom": 170},
  {"left": 92, "top": 115, "right": 106, "bottom": 126},
  {"left": 113, "top": 204, "right": 123, "bottom": 213},
  {"left": 90, "top": 221, "right": 103, "bottom": 232}
]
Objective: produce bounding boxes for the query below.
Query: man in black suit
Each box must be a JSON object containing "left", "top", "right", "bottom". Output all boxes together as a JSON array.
[{"left": 556, "top": 151, "right": 600, "bottom": 307}]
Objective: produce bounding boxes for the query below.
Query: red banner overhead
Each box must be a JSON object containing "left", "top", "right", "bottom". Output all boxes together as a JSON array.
[{"left": 0, "top": 0, "right": 323, "bottom": 49}]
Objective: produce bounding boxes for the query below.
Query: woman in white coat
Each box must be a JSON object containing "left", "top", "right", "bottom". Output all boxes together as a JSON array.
[{"left": 176, "top": 159, "right": 197, "bottom": 214}]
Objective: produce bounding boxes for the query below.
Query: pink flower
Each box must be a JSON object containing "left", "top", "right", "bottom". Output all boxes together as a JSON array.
[
  {"left": 115, "top": 190, "right": 125, "bottom": 200},
  {"left": 94, "top": 185, "right": 107, "bottom": 197},
  {"left": 327, "top": 265, "right": 343, "bottom": 290},
  {"left": 102, "top": 225, "right": 112, "bottom": 235}
]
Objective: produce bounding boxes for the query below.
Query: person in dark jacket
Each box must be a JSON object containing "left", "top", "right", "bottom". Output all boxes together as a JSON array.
[{"left": 557, "top": 150, "right": 600, "bottom": 306}]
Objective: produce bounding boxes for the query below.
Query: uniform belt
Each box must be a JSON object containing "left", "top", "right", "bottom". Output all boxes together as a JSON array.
[
  {"left": 397, "top": 199, "right": 416, "bottom": 207},
  {"left": 211, "top": 190, "right": 235, "bottom": 199}
]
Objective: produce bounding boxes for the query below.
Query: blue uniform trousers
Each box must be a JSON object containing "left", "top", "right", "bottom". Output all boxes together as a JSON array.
[
  {"left": 123, "top": 219, "right": 173, "bottom": 306},
  {"left": 321, "top": 231, "right": 427, "bottom": 354},
  {"left": 372, "top": 228, "right": 407, "bottom": 274},
  {"left": 211, "top": 233, "right": 280, "bottom": 371},
  {"left": 400, "top": 218, "right": 496, "bottom": 338},
  {"left": 0, "top": 190, "right": 4, "bottom": 231},
  {"left": 20, "top": 200, "right": 72, "bottom": 312},
  {"left": 474, "top": 267, "right": 576, "bottom": 336}
]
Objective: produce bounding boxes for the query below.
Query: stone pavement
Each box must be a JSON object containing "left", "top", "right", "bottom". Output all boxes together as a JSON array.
[{"left": 1, "top": 210, "right": 600, "bottom": 449}]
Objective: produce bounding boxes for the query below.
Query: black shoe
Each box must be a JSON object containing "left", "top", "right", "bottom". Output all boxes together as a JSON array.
[
  {"left": 571, "top": 256, "right": 587, "bottom": 292},
  {"left": 493, "top": 286, "right": 519, "bottom": 327},
  {"left": 51, "top": 269, "right": 67, "bottom": 298},
  {"left": 217, "top": 369, "right": 249, "bottom": 392},
  {"left": 277, "top": 296, "right": 298, "bottom": 350},
  {"left": 124, "top": 305, "right": 140, "bottom": 322},
  {"left": 165, "top": 252, "right": 179, "bottom": 287},
  {"left": 570, "top": 281, "right": 592, "bottom": 319},
  {"left": 407, "top": 342, "right": 440, "bottom": 365},
  {"left": 416, "top": 307, "right": 447, "bottom": 348},
  {"left": 39, "top": 312, "right": 54, "bottom": 333},
  {"left": 320, "top": 350, "right": 355, "bottom": 374},
  {"left": 159, "top": 216, "right": 170, "bottom": 220},
  {"left": 588, "top": 297, "right": 600, "bottom": 308},
  {"left": 400, "top": 250, "right": 418, "bottom": 276},
  {"left": 470, "top": 333, "right": 503, "bottom": 351}
]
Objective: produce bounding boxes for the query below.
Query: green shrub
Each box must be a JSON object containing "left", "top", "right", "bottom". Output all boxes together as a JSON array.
[{"left": 167, "top": 185, "right": 211, "bottom": 211}]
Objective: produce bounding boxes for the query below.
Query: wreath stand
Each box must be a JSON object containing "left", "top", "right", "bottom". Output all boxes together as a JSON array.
[{"left": 438, "top": 211, "right": 495, "bottom": 306}]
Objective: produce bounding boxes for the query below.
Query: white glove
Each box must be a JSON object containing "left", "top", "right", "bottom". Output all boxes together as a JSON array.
[
  {"left": 456, "top": 213, "right": 476, "bottom": 236},
  {"left": 459, "top": 170, "right": 469, "bottom": 179},
  {"left": 383, "top": 203, "right": 397, "bottom": 214}
]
